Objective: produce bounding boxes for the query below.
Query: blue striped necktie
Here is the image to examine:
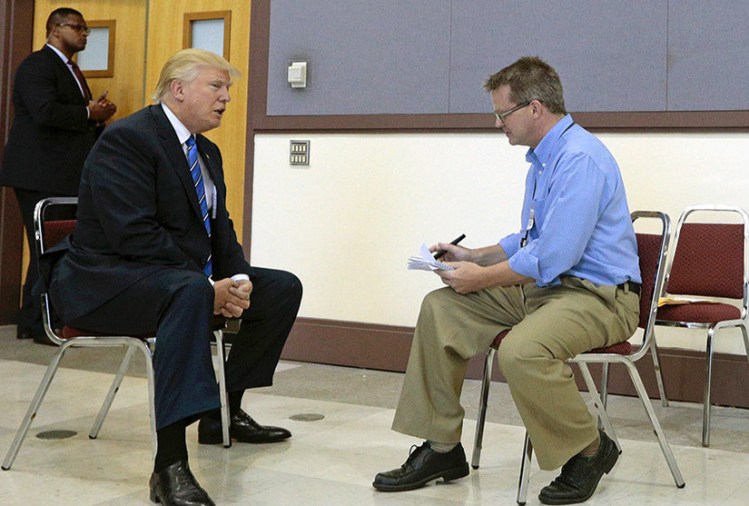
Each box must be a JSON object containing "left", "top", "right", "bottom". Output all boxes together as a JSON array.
[{"left": 185, "top": 136, "right": 212, "bottom": 277}]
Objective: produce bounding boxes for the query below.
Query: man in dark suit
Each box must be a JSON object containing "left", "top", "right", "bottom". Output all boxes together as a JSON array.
[
  {"left": 48, "top": 49, "right": 302, "bottom": 506},
  {"left": 0, "top": 7, "right": 116, "bottom": 343}
]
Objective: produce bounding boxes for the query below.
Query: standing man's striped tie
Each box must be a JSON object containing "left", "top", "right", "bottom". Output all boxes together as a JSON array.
[{"left": 185, "top": 135, "right": 212, "bottom": 277}]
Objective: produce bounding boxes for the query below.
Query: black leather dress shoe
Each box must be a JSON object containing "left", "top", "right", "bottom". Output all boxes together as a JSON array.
[
  {"left": 538, "top": 430, "right": 619, "bottom": 505},
  {"left": 32, "top": 333, "right": 56, "bottom": 346},
  {"left": 16, "top": 327, "right": 32, "bottom": 339},
  {"left": 149, "top": 460, "right": 215, "bottom": 506},
  {"left": 372, "top": 442, "right": 469, "bottom": 492},
  {"left": 197, "top": 409, "right": 292, "bottom": 445}
]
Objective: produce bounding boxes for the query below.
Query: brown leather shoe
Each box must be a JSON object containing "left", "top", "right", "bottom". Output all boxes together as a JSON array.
[
  {"left": 197, "top": 409, "right": 291, "bottom": 445},
  {"left": 149, "top": 460, "right": 214, "bottom": 506},
  {"left": 538, "top": 430, "right": 619, "bottom": 504}
]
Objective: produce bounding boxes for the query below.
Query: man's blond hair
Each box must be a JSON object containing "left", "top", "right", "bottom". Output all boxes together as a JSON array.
[{"left": 152, "top": 48, "right": 240, "bottom": 103}]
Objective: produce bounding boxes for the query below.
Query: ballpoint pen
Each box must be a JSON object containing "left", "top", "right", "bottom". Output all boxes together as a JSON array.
[{"left": 433, "top": 234, "right": 466, "bottom": 259}]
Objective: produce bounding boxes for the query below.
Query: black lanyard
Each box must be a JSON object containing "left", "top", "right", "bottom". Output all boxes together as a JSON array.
[{"left": 520, "top": 121, "right": 575, "bottom": 248}]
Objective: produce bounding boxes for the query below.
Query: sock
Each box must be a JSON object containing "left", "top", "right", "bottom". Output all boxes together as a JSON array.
[
  {"left": 428, "top": 440, "right": 457, "bottom": 454},
  {"left": 580, "top": 434, "right": 601, "bottom": 457},
  {"left": 201, "top": 389, "right": 245, "bottom": 421},
  {"left": 154, "top": 420, "right": 187, "bottom": 473},
  {"left": 229, "top": 390, "right": 244, "bottom": 417}
]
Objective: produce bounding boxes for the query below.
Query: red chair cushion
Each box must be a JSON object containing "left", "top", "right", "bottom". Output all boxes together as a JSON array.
[
  {"left": 60, "top": 326, "right": 151, "bottom": 340},
  {"left": 589, "top": 341, "right": 633, "bottom": 355},
  {"left": 489, "top": 329, "right": 633, "bottom": 355},
  {"left": 490, "top": 329, "right": 510, "bottom": 349},
  {"left": 657, "top": 302, "right": 741, "bottom": 324}
]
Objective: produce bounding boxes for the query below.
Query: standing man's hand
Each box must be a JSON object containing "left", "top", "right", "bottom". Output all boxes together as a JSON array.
[
  {"left": 213, "top": 278, "right": 252, "bottom": 317},
  {"left": 88, "top": 90, "right": 117, "bottom": 122}
]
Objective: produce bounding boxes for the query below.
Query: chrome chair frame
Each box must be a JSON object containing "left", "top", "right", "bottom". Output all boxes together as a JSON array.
[
  {"left": 471, "top": 211, "right": 684, "bottom": 505},
  {"left": 3, "top": 197, "right": 231, "bottom": 471},
  {"left": 655, "top": 204, "right": 749, "bottom": 447}
]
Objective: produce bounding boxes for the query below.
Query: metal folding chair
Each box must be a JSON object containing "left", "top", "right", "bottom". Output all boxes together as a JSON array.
[
  {"left": 471, "top": 211, "right": 685, "bottom": 504},
  {"left": 3, "top": 197, "right": 232, "bottom": 471},
  {"left": 655, "top": 205, "right": 749, "bottom": 447}
]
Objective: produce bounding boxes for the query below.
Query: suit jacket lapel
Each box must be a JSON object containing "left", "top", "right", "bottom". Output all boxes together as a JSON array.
[
  {"left": 42, "top": 45, "right": 87, "bottom": 106},
  {"left": 149, "top": 105, "right": 204, "bottom": 222}
]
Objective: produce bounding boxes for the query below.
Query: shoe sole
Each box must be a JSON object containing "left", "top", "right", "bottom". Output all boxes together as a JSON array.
[
  {"left": 372, "top": 462, "right": 470, "bottom": 492},
  {"left": 198, "top": 433, "right": 291, "bottom": 445}
]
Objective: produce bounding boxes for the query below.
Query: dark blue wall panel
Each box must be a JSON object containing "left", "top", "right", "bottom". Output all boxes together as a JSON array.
[
  {"left": 266, "top": 0, "right": 747, "bottom": 116},
  {"left": 267, "top": 0, "right": 451, "bottom": 115},
  {"left": 450, "top": 1, "right": 668, "bottom": 113},
  {"left": 668, "top": 1, "right": 749, "bottom": 111}
]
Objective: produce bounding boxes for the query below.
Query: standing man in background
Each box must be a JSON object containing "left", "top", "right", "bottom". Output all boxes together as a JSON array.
[{"left": 0, "top": 7, "right": 116, "bottom": 344}]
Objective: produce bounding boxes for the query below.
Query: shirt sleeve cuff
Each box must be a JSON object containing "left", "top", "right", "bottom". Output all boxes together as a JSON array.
[
  {"left": 508, "top": 251, "right": 541, "bottom": 282},
  {"left": 499, "top": 234, "right": 521, "bottom": 259}
]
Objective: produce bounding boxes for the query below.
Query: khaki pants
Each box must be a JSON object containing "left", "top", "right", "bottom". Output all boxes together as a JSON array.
[{"left": 391, "top": 277, "right": 639, "bottom": 470}]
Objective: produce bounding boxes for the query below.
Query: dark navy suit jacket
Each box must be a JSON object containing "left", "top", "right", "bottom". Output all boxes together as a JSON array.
[{"left": 50, "top": 104, "right": 249, "bottom": 323}]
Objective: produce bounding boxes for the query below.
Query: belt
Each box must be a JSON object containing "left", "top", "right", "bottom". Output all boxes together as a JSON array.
[{"left": 617, "top": 281, "right": 641, "bottom": 295}]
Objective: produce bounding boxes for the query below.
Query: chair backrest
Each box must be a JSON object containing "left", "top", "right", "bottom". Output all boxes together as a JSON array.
[
  {"left": 665, "top": 206, "right": 747, "bottom": 301},
  {"left": 631, "top": 211, "right": 671, "bottom": 353},
  {"left": 34, "top": 197, "right": 78, "bottom": 259},
  {"left": 33, "top": 198, "right": 78, "bottom": 345}
]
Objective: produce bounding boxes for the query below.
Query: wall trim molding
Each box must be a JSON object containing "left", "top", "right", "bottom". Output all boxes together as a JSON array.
[{"left": 282, "top": 317, "right": 749, "bottom": 409}]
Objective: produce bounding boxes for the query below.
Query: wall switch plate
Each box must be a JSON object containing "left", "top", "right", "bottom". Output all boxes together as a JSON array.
[
  {"left": 290, "top": 140, "right": 310, "bottom": 165},
  {"left": 288, "top": 61, "right": 307, "bottom": 88}
]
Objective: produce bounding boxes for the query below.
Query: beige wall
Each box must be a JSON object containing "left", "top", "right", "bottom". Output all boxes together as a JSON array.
[{"left": 251, "top": 130, "right": 749, "bottom": 357}]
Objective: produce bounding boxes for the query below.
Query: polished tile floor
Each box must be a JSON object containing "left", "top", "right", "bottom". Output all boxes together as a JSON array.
[{"left": 1, "top": 325, "right": 749, "bottom": 505}]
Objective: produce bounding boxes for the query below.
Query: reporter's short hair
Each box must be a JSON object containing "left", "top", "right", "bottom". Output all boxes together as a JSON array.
[
  {"left": 152, "top": 48, "right": 240, "bottom": 103},
  {"left": 484, "top": 56, "right": 566, "bottom": 115}
]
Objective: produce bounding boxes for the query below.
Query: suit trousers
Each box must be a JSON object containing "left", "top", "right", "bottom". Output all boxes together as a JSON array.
[
  {"left": 391, "top": 277, "right": 639, "bottom": 470},
  {"left": 64, "top": 266, "right": 302, "bottom": 431}
]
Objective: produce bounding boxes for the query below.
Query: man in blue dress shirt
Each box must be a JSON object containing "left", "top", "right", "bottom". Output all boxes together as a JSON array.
[{"left": 373, "top": 57, "right": 641, "bottom": 505}]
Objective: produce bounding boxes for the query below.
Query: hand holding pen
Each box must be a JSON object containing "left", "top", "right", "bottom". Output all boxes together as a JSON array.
[{"left": 432, "top": 234, "right": 467, "bottom": 261}]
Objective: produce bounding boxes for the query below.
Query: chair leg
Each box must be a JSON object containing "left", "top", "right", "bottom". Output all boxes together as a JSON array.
[
  {"left": 577, "top": 363, "right": 621, "bottom": 451},
  {"left": 702, "top": 327, "right": 716, "bottom": 447},
  {"left": 598, "top": 363, "right": 609, "bottom": 430},
  {"left": 471, "top": 347, "right": 496, "bottom": 469},
  {"left": 2, "top": 343, "right": 73, "bottom": 470},
  {"left": 624, "top": 360, "right": 685, "bottom": 487},
  {"left": 214, "top": 330, "right": 231, "bottom": 448},
  {"left": 89, "top": 345, "right": 137, "bottom": 440},
  {"left": 649, "top": 330, "right": 669, "bottom": 407},
  {"left": 516, "top": 432, "right": 532, "bottom": 505},
  {"left": 141, "top": 339, "right": 158, "bottom": 457}
]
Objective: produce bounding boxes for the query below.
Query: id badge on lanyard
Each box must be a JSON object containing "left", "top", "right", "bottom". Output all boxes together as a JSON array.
[{"left": 520, "top": 206, "right": 534, "bottom": 248}]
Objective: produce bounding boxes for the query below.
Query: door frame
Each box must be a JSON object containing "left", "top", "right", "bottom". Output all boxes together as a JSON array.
[{"left": 0, "top": 0, "right": 34, "bottom": 324}]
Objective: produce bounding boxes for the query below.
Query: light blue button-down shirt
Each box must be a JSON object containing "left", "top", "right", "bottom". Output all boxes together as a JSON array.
[{"left": 499, "top": 114, "right": 641, "bottom": 287}]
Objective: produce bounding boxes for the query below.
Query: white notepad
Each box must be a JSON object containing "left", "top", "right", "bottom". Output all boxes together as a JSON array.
[{"left": 407, "top": 243, "right": 455, "bottom": 271}]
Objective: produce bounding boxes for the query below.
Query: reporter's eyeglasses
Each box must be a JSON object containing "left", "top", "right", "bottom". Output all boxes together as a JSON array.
[{"left": 493, "top": 101, "right": 531, "bottom": 123}]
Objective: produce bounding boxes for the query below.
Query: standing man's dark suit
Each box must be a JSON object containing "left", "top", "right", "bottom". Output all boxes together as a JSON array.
[
  {"left": 47, "top": 49, "right": 301, "bottom": 505},
  {"left": 0, "top": 8, "right": 116, "bottom": 342}
]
